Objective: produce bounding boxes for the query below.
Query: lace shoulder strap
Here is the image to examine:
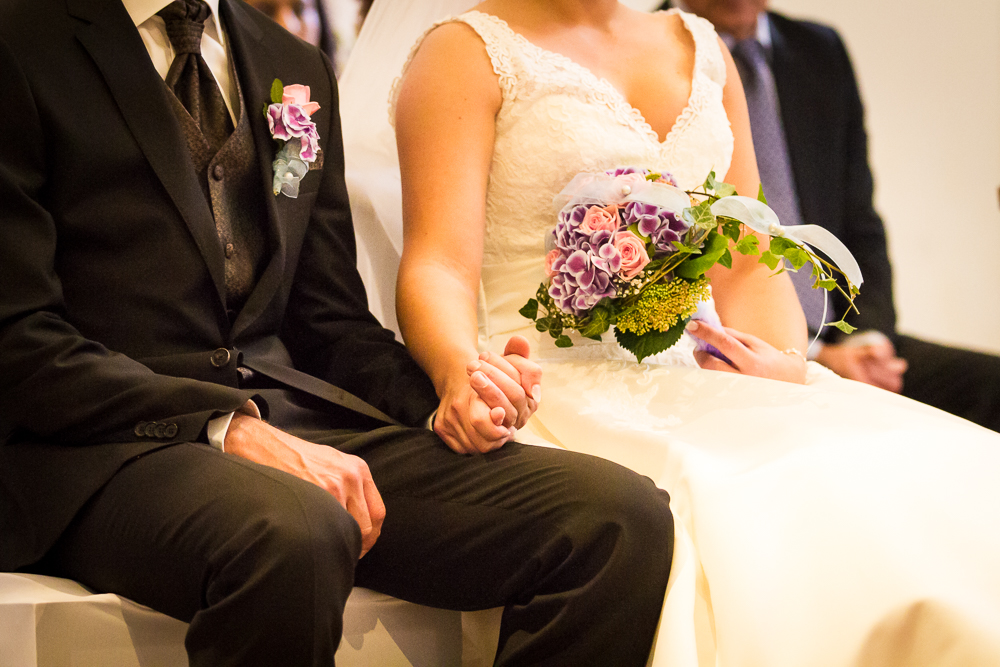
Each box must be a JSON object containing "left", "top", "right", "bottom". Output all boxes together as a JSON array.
[
  {"left": 674, "top": 9, "right": 727, "bottom": 87},
  {"left": 388, "top": 11, "right": 523, "bottom": 126}
]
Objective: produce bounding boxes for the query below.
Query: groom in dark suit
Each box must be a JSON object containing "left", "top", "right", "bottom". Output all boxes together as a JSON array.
[
  {"left": 669, "top": 0, "right": 1000, "bottom": 432},
  {"left": 0, "top": 1, "right": 674, "bottom": 665}
]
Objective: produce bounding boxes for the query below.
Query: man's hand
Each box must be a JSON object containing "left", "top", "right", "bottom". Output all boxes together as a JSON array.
[
  {"left": 815, "top": 338, "right": 907, "bottom": 393},
  {"left": 434, "top": 335, "right": 542, "bottom": 455},
  {"left": 224, "top": 414, "right": 385, "bottom": 557}
]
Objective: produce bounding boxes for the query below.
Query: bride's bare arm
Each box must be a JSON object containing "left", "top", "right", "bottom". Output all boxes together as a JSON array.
[
  {"left": 697, "top": 38, "right": 808, "bottom": 381},
  {"left": 395, "top": 24, "right": 539, "bottom": 452}
]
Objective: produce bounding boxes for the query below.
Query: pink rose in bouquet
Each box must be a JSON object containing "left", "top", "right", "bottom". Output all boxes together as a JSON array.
[
  {"left": 579, "top": 205, "right": 619, "bottom": 234},
  {"left": 613, "top": 231, "right": 650, "bottom": 280}
]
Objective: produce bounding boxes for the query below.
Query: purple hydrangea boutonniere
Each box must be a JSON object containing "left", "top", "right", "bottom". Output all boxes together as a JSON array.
[{"left": 265, "top": 79, "right": 322, "bottom": 198}]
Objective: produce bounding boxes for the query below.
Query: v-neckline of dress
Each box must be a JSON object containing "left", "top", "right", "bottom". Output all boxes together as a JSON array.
[{"left": 466, "top": 9, "right": 700, "bottom": 147}]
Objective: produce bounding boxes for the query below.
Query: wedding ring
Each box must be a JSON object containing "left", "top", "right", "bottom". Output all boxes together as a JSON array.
[{"left": 782, "top": 347, "right": 806, "bottom": 362}]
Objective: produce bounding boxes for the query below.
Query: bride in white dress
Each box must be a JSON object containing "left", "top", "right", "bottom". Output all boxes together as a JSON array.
[{"left": 339, "top": 1, "right": 1000, "bottom": 664}]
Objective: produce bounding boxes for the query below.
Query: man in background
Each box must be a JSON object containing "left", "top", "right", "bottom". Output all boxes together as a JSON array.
[{"left": 669, "top": 0, "right": 1000, "bottom": 432}]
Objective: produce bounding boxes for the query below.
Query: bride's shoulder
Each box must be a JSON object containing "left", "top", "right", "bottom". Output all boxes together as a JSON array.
[
  {"left": 393, "top": 14, "right": 502, "bottom": 121},
  {"left": 407, "top": 9, "right": 508, "bottom": 61}
]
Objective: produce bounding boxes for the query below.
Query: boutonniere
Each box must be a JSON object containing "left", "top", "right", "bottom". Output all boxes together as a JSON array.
[{"left": 265, "top": 79, "right": 323, "bottom": 198}]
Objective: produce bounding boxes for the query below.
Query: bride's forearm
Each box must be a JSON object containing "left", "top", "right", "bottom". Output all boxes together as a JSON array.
[
  {"left": 708, "top": 233, "right": 808, "bottom": 351},
  {"left": 396, "top": 258, "right": 481, "bottom": 395}
]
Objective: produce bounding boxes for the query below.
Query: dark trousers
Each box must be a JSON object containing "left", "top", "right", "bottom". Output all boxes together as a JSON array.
[
  {"left": 898, "top": 334, "right": 1000, "bottom": 433},
  {"left": 31, "top": 388, "right": 674, "bottom": 666}
]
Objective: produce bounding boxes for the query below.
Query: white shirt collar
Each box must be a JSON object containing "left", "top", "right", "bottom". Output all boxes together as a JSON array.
[
  {"left": 121, "top": 0, "right": 224, "bottom": 42},
  {"left": 716, "top": 12, "right": 771, "bottom": 52}
]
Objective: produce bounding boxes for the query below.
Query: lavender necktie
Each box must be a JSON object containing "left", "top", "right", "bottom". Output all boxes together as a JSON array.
[{"left": 731, "top": 38, "right": 826, "bottom": 330}]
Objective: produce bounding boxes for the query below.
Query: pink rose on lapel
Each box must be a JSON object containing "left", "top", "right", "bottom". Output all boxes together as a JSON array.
[
  {"left": 282, "top": 84, "right": 320, "bottom": 116},
  {"left": 266, "top": 79, "right": 323, "bottom": 197}
]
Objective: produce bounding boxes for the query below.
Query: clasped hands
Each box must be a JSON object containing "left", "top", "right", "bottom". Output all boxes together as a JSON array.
[
  {"left": 223, "top": 334, "right": 540, "bottom": 557},
  {"left": 433, "top": 334, "right": 542, "bottom": 455}
]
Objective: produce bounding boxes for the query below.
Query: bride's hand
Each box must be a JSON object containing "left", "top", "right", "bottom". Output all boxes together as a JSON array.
[
  {"left": 686, "top": 320, "right": 807, "bottom": 384},
  {"left": 467, "top": 335, "right": 542, "bottom": 429}
]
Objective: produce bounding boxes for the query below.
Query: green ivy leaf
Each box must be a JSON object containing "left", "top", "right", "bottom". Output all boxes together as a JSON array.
[
  {"left": 815, "top": 277, "right": 838, "bottom": 291},
  {"left": 688, "top": 200, "right": 716, "bottom": 231},
  {"left": 519, "top": 298, "right": 539, "bottom": 320},
  {"left": 580, "top": 306, "right": 611, "bottom": 338},
  {"left": 713, "top": 181, "right": 737, "bottom": 198},
  {"left": 614, "top": 319, "right": 688, "bottom": 363},
  {"left": 721, "top": 220, "right": 742, "bottom": 243},
  {"left": 768, "top": 236, "right": 796, "bottom": 255},
  {"left": 783, "top": 247, "right": 810, "bottom": 270},
  {"left": 757, "top": 182, "right": 768, "bottom": 204},
  {"left": 735, "top": 235, "right": 760, "bottom": 255},
  {"left": 718, "top": 248, "right": 733, "bottom": 269},
  {"left": 673, "top": 239, "right": 701, "bottom": 254},
  {"left": 270, "top": 79, "right": 284, "bottom": 104},
  {"left": 703, "top": 170, "right": 719, "bottom": 191},
  {"left": 676, "top": 229, "right": 729, "bottom": 279},
  {"left": 831, "top": 320, "right": 857, "bottom": 335},
  {"left": 759, "top": 251, "right": 780, "bottom": 270},
  {"left": 554, "top": 335, "right": 574, "bottom": 348}
]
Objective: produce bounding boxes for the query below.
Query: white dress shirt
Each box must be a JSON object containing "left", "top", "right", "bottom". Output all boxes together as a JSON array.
[
  {"left": 122, "top": 0, "right": 238, "bottom": 123},
  {"left": 121, "top": 0, "right": 255, "bottom": 449}
]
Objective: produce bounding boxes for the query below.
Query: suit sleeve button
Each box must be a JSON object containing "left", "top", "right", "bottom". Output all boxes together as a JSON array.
[
  {"left": 165, "top": 424, "right": 179, "bottom": 438},
  {"left": 210, "top": 348, "right": 231, "bottom": 368},
  {"left": 154, "top": 423, "right": 168, "bottom": 438},
  {"left": 144, "top": 422, "right": 158, "bottom": 437},
  {"left": 134, "top": 422, "right": 147, "bottom": 437}
]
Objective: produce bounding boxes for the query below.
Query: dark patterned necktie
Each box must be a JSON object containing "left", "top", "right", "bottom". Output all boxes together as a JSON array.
[
  {"left": 731, "top": 38, "right": 826, "bottom": 331},
  {"left": 158, "top": 0, "right": 233, "bottom": 154}
]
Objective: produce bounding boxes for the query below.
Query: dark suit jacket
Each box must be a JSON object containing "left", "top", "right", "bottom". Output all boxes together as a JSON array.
[
  {"left": 768, "top": 12, "right": 897, "bottom": 340},
  {"left": 0, "top": 0, "right": 437, "bottom": 571}
]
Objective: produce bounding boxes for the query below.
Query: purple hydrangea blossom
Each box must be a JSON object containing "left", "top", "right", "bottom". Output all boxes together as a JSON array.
[
  {"left": 266, "top": 103, "right": 320, "bottom": 163},
  {"left": 605, "top": 166, "right": 679, "bottom": 187},
  {"left": 605, "top": 166, "right": 647, "bottom": 178},
  {"left": 623, "top": 201, "right": 690, "bottom": 253},
  {"left": 548, "top": 205, "right": 623, "bottom": 316}
]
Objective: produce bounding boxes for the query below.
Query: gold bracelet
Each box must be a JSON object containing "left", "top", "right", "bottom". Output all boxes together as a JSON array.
[{"left": 782, "top": 347, "right": 806, "bottom": 362}]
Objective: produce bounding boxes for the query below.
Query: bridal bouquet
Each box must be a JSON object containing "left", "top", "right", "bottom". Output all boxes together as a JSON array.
[{"left": 519, "top": 167, "right": 863, "bottom": 362}]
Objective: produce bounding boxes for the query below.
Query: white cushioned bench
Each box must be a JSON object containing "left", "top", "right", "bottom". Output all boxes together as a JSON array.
[{"left": 0, "top": 573, "right": 501, "bottom": 667}]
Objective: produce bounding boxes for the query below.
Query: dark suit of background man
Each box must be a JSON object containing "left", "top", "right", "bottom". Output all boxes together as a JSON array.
[
  {"left": 0, "top": 0, "right": 675, "bottom": 665},
  {"left": 666, "top": 0, "right": 1000, "bottom": 432}
]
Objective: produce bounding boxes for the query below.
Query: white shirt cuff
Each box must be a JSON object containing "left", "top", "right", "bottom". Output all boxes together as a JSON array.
[{"left": 206, "top": 399, "right": 261, "bottom": 452}]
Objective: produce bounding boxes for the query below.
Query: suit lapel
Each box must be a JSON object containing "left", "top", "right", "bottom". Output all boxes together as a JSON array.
[
  {"left": 767, "top": 14, "right": 817, "bottom": 226},
  {"left": 219, "top": 0, "right": 298, "bottom": 338},
  {"left": 69, "top": 0, "right": 228, "bottom": 308}
]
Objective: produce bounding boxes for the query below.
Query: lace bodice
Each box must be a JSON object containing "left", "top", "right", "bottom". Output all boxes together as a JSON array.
[{"left": 395, "top": 9, "right": 734, "bottom": 362}]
